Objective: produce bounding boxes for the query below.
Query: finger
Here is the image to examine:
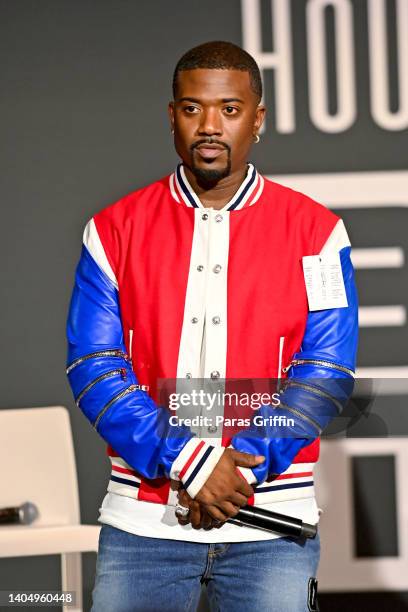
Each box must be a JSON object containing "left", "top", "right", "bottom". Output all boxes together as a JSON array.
[
  {"left": 201, "top": 512, "right": 214, "bottom": 530},
  {"left": 218, "top": 500, "right": 240, "bottom": 519},
  {"left": 228, "top": 491, "right": 248, "bottom": 508},
  {"left": 231, "top": 450, "right": 265, "bottom": 469},
  {"left": 189, "top": 503, "right": 202, "bottom": 529},
  {"left": 207, "top": 519, "right": 224, "bottom": 530},
  {"left": 235, "top": 477, "right": 254, "bottom": 499},
  {"left": 178, "top": 489, "right": 191, "bottom": 506},
  {"left": 205, "top": 504, "right": 229, "bottom": 522}
]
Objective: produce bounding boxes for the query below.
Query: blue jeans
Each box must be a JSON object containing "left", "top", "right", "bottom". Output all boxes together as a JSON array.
[{"left": 91, "top": 524, "right": 320, "bottom": 612}]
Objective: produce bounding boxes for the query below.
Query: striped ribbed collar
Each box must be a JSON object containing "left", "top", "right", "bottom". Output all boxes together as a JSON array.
[{"left": 169, "top": 163, "right": 265, "bottom": 212}]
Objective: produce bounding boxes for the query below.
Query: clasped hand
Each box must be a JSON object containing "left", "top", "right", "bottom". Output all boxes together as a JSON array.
[{"left": 176, "top": 448, "right": 264, "bottom": 530}]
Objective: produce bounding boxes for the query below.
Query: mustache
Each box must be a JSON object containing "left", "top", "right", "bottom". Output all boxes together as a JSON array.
[{"left": 190, "top": 138, "right": 231, "bottom": 152}]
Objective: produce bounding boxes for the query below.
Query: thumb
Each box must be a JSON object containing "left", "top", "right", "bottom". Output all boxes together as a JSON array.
[
  {"left": 232, "top": 450, "right": 265, "bottom": 468},
  {"left": 178, "top": 488, "right": 192, "bottom": 506}
]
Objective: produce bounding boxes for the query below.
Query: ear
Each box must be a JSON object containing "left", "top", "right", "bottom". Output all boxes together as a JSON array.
[
  {"left": 168, "top": 101, "right": 175, "bottom": 132},
  {"left": 254, "top": 104, "right": 266, "bottom": 133}
]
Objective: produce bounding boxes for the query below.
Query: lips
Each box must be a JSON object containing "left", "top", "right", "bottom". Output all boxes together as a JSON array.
[{"left": 195, "top": 145, "right": 226, "bottom": 160}]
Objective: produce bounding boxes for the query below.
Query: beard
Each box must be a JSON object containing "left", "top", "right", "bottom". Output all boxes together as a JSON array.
[{"left": 189, "top": 139, "right": 232, "bottom": 185}]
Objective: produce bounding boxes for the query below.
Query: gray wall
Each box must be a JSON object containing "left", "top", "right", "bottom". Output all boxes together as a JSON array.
[{"left": 1, "top": 1, "right": 407, "bottom": 610}]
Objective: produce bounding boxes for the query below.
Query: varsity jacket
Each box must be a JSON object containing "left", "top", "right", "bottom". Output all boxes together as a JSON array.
[{"left": 66, "top": 163, "right": 358, "bottom": 508}]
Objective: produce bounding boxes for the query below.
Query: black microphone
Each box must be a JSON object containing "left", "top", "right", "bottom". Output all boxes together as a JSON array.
[
  {"left": 0, "top": 502, "right": 39, "bottom": 525},
  {"left": 228, "top": 505, "right": 317, "bottom": 539}
]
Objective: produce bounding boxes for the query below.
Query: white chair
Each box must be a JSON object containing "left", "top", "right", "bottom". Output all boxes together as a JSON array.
[{"left": 0, "top": 406, "right": 101, "bottom": 612}]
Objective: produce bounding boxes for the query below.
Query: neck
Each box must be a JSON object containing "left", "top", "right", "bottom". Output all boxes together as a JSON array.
[{"left": 183, "top": 164, "right": 248, "bottom": 210}]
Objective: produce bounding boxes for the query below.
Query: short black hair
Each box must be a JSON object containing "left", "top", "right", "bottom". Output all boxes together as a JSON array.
[{"left": 172, "top": 40, "right": 262, "bottom": 101}]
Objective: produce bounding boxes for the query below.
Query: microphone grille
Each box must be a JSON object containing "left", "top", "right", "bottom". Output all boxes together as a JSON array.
[{"left": 20, "top": 502, "right": 39, "bottom": 525}]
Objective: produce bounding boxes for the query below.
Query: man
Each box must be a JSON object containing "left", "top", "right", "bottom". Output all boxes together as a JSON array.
[{"left": 66, "top": 41, "right": 358, "bottom": 611}]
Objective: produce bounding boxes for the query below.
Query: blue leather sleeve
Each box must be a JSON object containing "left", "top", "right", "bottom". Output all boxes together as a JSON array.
[
  {"left": 232, "top": 246, "right": 358, "bottom": 482},
  {"left": 66, "top": 244, "right": 194, "bottom": 479}
]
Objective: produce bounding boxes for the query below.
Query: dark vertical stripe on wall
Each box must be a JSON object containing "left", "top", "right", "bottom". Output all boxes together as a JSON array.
[
  {"left": 325, "top": 5, "right": 338, "bottom": 115},
  {"left": 260, "top": 0, "right": 273, "bottom": 53},
  {"left": 352, "top": 455, "right": 399, "bottom": 557},
  {"left": 386, "top": 0, "right": 399, "bottom": 112}
]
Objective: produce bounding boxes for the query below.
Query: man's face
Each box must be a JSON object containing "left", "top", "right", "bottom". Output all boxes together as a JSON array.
[{"left": 169, "top": 69, "right": 265, "bottom": 183}]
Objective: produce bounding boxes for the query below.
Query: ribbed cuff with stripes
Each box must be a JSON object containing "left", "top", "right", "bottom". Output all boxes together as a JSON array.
[{"left": 170, "top": 439, "right": 225, "bottom": 499}]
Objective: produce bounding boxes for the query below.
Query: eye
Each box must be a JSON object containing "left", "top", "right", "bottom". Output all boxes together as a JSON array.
[
  {"left": 183, "top": 105, "right": 200, "bottom": 114},
  {"left": 224, "top": 106, "right": 239, "bottom": 115}
]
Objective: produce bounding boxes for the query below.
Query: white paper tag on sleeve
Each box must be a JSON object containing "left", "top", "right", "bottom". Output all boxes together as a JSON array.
[{"left": 302, "top": 253, "right": 348, "bottom": 311}]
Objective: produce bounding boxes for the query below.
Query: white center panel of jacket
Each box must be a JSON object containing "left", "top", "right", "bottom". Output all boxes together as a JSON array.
[{"left": 175, "top": 207, "right": 229, "bottom": 447}]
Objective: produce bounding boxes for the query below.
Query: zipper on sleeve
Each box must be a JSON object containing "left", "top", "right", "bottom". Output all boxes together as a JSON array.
[
  {"left": 66, "top": 349, "right": 129, "bottom": 375},
  {"left": 93, "top": 384, "right": 140, "bottom": 430},
  {"left": 75, "top": 368, "right": 127, "bottom": 406},
  {"left": 281, "top": 380, "right": 343, "bottom": 414},
  {"left": 278, "top": 401, "right": 322, "bottom": 435},
  {"left": 282, "top": 358, "right": 355, "bottom": 378}
]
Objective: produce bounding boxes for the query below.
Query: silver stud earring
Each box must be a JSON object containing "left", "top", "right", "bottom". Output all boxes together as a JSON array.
[{"left": 254, "top": 134, "right": 260, "bottom": 143}]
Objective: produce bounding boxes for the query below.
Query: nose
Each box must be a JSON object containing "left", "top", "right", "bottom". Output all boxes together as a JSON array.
[{"left": 197, "top": 108, "right": 222, "bottom": 136}]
